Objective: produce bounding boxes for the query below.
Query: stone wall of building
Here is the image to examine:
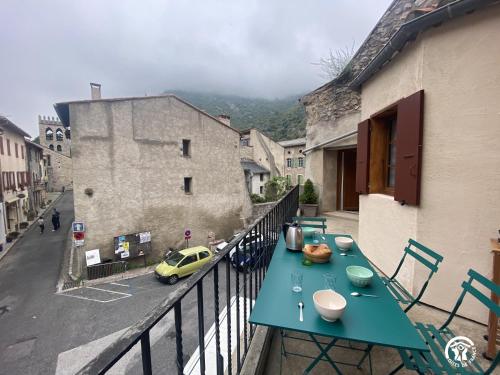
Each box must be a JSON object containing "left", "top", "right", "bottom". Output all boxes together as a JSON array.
[
  {"left": 38, "top": 116, "right": 71, "bottom": 157},
  {"left": 68, "top": 95, "right": 252, "bottom": 259},
  {"left": 44, "top": 146, "right": 73, "bottom": 192}
]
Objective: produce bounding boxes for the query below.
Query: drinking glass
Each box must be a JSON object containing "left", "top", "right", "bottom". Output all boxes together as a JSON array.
[
  {"left": 324, "top": 273, "right": 336, "bottom": 291},
  {"left": 291, "top": 271, "right": 303, "bottom": 293}
]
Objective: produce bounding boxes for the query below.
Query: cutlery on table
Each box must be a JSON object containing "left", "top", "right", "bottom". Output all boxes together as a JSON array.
[
  {"left": 339, "top": 252, "right": 355, "bottom": 257},
  {"left": 350, "top": 292, "right": 378, "bottom": 298},
  {"left": 298, "top": 301, "right": 304, "bottom": 321}
]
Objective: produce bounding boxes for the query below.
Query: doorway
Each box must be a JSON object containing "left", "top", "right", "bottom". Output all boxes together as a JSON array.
[{"left": 336, "top": 149, "right": 359, "bottom": 211}]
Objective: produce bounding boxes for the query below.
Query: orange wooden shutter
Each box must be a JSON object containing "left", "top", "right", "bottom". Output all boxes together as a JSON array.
[
  {"left": 356, "top": 119, "right": 370, "bottom": 194},
  {"left": 394, "top": 90, "right": 424, "bottom": 205}
]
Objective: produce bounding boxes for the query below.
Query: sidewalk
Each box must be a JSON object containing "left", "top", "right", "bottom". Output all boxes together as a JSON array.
[{"left": 0, "top": 191, "right": 63, "bottom": 263}]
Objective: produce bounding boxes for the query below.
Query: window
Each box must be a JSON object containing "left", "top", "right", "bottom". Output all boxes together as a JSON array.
[
  {"left": 286, "top": 175, "right": 292, "bottom": 185},
  {"left": 6, "top": 139, "right": 10, "bottom": 156},
  {"left": 287, "top": 150, "right": 291, "bottom": 154},
  {"left": 259, "top": 173, "right": 263, "bottom": 181},
  {"left": 57, "top": 145, "right": 62, "bottom": 152},
  {"left": 297, "top": 175, "right": 304, "bottom": 185},
  {"left": 15, "top": 143, "right": 18, "bottom": 158},
  {"left": 56, "top": 128, "right": 63, "bottom": 141},
  {"left": 240, "top": 138, "right": 249, "bottom": 146},
  {"left": 286, "top": 158, "right": 292, "bottom": 168},
  {"left": 299, "top": 149, "right": 302, "bottom": 154},
  {"left": 298, "top": 157, "right": 304, "bottom": 168},
  {"left": 45, "top": 128, "right": 53, "bottom": 141},
  {"left": 356, "top": 90, "right": 424, "bottom": 205},
  {"left": 260, "top": 186, "right": 263, "bottom": 194},
  {"left": 182, "top": 139, "right": 191, "bottom": 157},
  {"left": 199, "top": 251, "right": 210, "bottom": 260},
  {"left": 49, "top": 144, "right": 54, "bottom": 150},
  {"left": 0, "top": 136, "right": 3, "bottom": 155},
  {"left": 47, "top": 155, "right": 51, "bottom": 166},
  {"left": 178, "top": 254, "right": 197, "bottom": 267},
  {"left": 184, "top": 177, "right": 192, "bottom": 194},
  {"left": 21, "top": 145, "right": 24, "bottom": 159}
]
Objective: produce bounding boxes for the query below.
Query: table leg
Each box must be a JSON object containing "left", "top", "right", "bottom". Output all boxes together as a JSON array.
[
  {"left": 486, "top": 251, "right": 499, "bottom": 359},
  {"left": 303, "top": 335, "right": 343, "bottom": 375}
]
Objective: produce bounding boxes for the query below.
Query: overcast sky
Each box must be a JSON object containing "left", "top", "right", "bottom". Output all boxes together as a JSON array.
[{"left": 1, "top": 0, "right": 391, "bottom": 136}]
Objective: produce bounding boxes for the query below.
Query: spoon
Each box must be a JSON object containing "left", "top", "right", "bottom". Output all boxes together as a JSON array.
[
  {"left": 350, "top": 292, "right": 378, "bottom": 298},
  {"left": 298, "top": 301, "right": 304, "bottom": 321},
  {"left": 339, "top": 253, "right": 355, "bottom": 257}
]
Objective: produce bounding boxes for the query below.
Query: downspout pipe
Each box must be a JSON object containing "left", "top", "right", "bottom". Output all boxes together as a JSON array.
[
  {"left": 302, "top": 130, "right": 358, "bottom": 154},
  {"left": 350, "top": 0, "right": 498, "bottom": 89}
]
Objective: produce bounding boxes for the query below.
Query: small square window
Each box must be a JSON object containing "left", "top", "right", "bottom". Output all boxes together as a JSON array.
[
  {"left": 260, "top": 173, "right": 263, "bottom": 181},
  {"left": 260, "top": 186, "right": 263, "bottom": 194},
  {"left": 184, "top": 177, "right": 192, "bottom": 194},
  {"left": 182, "top": 139, "right": 191, "bottom": 157}
]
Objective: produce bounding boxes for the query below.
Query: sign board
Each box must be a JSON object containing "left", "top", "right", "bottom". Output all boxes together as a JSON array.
[
  {"left": 114, "top": 231, "right": 152, "bottom": 260},
  {"left": 85, "top": 249, "right": 101, "bottom": 266},
  {"left": 184, "top": 229, "right": 192, "bottom": 240},
  {"left": 72, "top": 222, "right": 85, "bottom": 232},
  {"left": 73, "top": 231, "right": 85, "bottom": 247}
]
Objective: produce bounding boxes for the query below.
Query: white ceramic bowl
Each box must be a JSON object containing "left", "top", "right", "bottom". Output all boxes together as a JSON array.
[
  {"left": 313, "top": 290, "right": 347, "bottom": 322},
  {"left": 335, "top": 236, "right": 353, "bottom": 251}
]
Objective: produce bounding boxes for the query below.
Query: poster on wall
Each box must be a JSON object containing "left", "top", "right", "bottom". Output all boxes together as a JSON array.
[
  {"left": 113, "top": 231, "right": 152, "bottom": 260},
  {"left": 85, "top": 249, "right": 101, "bottom": 266}
]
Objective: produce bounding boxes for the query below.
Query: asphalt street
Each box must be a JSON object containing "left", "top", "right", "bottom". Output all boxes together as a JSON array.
[{"left": 0, "top": 191, "right": 244, "bottom": 374}]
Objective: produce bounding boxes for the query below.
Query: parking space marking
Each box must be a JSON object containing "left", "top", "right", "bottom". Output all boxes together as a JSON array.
[
  {"left": 109, "top": 282, "right": 129, "bottom": 287},
  {"left": 58, "top": 293, "right": 129, "bottom": 303},
  {"left": 86, "top": 286, "right": 132, "bottom": 296}
]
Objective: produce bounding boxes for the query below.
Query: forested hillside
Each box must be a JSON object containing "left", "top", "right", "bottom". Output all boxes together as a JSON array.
[{"left": 166, "top": 90, "right": 306, "bottom": 141}]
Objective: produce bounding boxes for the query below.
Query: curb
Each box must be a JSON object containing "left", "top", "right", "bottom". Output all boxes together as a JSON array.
[{"left": 0, "top": 192, "right": 64, "bottom": 264}]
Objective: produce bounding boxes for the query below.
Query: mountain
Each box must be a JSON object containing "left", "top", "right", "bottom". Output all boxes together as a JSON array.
[{"left": 165, "top": 90, "right": 306, "bottom": 141}]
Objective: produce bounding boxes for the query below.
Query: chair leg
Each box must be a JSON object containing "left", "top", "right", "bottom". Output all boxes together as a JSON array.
[{"left": 388, "top": 362, "right": 404, "bottom": 375}]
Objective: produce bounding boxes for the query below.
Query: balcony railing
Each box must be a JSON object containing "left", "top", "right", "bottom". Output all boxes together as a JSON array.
[{"left": 77, "top": 185, "right": 299, "bottom": 375}]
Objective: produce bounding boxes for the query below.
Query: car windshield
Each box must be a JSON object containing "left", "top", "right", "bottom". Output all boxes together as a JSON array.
[{"left": 165, "top": 252, "right": 185, "bottom": 266}]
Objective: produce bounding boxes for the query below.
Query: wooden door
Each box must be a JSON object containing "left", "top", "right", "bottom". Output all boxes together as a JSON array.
[{"left": 337, "top": 149, "right": 359, "bottom": 211}]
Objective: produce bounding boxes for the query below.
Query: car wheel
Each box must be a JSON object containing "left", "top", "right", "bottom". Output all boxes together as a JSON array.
[{"left": 167, "top": 275, "right": 179, "bottom": 285}]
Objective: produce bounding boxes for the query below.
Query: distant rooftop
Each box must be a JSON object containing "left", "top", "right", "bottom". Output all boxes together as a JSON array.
[
  {"left": 278, "top": 137, "right": 306, "bottom": 147},
  {"left": 241, "top": 159, "right": 270, "bottom": 174},
  {"left": 0, "top": 116, "right": 31, "bottom": 138}
]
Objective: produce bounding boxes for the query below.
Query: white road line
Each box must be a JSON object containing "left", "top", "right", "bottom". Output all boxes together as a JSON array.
[
  {"left": 109, "top": 282, "right": 129, "bottom": 287},
  {"left": 56, "top": 293, "right": 129, "bottom": 303},
  {"left": 86, "top": 286, "right": 132, "bottom": 296}
]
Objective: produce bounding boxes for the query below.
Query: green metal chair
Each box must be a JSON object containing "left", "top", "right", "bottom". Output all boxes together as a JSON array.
[
  {"left": 390, "top": 269, "right": 500, "bottom": 374},
  {"left": 292, "top": 217, "right": 327, "bottom": 233},
  {"left": 382, "top": 239, "right": 443, "bottom": 312}
]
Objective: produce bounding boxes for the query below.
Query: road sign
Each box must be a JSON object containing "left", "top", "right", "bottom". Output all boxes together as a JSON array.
[
  {"left": 72, "top": 222, "right": 85, "bottom": 232},
  {"left": 184, "top": 229, "right": 191, "bottom": 240}
]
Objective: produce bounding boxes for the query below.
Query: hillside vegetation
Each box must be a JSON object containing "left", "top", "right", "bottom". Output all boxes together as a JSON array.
[{"left": 166, "top": 90, "right": 306, "bottom": 141}]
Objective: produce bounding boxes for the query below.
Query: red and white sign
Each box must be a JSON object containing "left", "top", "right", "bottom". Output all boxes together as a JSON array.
[
  {"left": 184, "top": 229, "right": 192, "bottom": 240},
  {"left": 73, "top": 221, "right": 85, "bottom": 247}
]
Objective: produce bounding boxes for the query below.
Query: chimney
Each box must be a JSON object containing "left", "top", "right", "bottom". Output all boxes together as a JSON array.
[
  {"left": 90, "top": 82, "right": 102, "bottom": 100},
  {"left": 217, "top": 114, "right": 231, "bottom": 127}
]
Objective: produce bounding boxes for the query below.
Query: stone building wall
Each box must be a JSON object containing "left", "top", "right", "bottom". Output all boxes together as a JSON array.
[
  {"left": 38, "top": 116, "right": 71, "bottom": 157},
  {"left": 43, "top": 146, "right": 73, "bottom": 192},
  {"left": 66, "top": 95, "right": 252, "bottom": 259}
]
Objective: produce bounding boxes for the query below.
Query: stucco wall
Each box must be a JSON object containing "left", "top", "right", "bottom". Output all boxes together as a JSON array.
[
  {"left": 70, "top": 96, "right": 252, "bottom": 259},
  {"left": 359, "top": 7, "right": 500, "bottom": 322},
  {"left": 249, "top": 129, "right": 284, "bottom": 177},
  {"left": 283, "top": 144, "right": 305, "bottom": 186},
  {"left": 250, "top": 173, "right": 269, "bottom": 196}
]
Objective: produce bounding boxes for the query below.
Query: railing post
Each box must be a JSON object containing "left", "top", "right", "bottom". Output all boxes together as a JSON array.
[
  {"left": 225, "top": 255, "right": 232, "bottom": 375},
  {"left": 140, "top": 331, "right": 152, "bottom": 375},
  {"left": 174, "top": 301, "right": 183, "bottom": 375},
  {"left": 213, "top": 265, "right": 223, "bottom": 375},
  {"left": 197, "top": 281, "right": 206, "bottom": 375}
]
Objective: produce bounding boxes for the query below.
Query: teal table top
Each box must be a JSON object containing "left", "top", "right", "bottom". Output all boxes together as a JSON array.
[{"left": 249, "top": 234, "right": 429, "bottom": 351}]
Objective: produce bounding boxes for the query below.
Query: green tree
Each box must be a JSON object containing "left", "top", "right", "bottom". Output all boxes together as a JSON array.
[{"left": 299, "top": 179, "right": 318, "bottom": 204}]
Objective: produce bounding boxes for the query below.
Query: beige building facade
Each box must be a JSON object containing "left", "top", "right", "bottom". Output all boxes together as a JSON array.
[
  {"left": 43, "top": 146, "right": 72, "bottom": 192},
  {"left": 279, "top": 138, "right": 306, "bottom": 187},
  {"left": 25, "top": 140, "right": 47, "bottom": 215},
  {"left": 302, "top": 0, "right": 500, "bottom": 323},
  {"left": 0, "top": 116, "right": 31, "bottom": 248},
  {"left": 55, "top": 94, "right": 252, "bottom": 260}
]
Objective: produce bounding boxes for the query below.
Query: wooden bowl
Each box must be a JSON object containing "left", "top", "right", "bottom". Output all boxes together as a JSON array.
[{"left": 303, "top": 244, "right": 332, "bottom": 263}]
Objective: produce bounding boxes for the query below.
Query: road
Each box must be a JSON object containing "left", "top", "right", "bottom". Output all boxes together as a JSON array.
[{"left": 0, "top": 191, "right": 245, "bottom": 374}]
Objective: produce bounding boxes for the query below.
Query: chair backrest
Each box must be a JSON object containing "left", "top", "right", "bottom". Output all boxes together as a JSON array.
[
  {"left": 292, "top": 217, "right": 327, "bottom": 233},
  {"left": 441, "top": 269, "right": 500, "bottom": 374},
  {"left": 392, "top": 239, "right": 443, "bottom": 281}
]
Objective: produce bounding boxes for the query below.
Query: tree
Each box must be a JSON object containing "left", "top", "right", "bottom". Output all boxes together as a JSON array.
[
  {"left": 299, "top": 179, "right": 318, "bottom": 204},
  {"left": 314, "top": 43, "right": 356, "bottom": 81}
]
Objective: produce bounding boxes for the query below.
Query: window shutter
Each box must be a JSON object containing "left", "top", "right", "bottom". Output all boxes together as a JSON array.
[
  {"left": 395, "top": 90, "right": 424, "bottom": 206},
  {"left": 356, "top": 119, "right": 370, "bottom": 194}
]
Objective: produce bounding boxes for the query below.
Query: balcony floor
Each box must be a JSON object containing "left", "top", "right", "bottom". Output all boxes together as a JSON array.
[{"left": 262, "top": 302, "right": 491, "bottom": 374}]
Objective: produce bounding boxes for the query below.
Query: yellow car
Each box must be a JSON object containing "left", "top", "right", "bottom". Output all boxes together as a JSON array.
[{"left": 155, "top": 246, "right": 213, "bottom": 284}]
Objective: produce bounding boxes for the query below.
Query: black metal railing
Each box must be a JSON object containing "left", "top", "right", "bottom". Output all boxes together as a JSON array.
[
  {"left": 86, "top": 260, "right": 128, "bottom": 280},
  {"left": 77, "top": 185, "right": 299, "bottom": 375}
]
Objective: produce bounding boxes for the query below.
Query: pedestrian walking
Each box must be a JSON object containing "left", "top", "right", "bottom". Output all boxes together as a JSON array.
[
  {"left": 54, "top": 209, "right": 61, "bottom": 230},
  {"left": 51, "top": 211, "right": 57, "bottom": 231},
  {"left": 38, "top": 217, "right": 45, "bottom": 234}
]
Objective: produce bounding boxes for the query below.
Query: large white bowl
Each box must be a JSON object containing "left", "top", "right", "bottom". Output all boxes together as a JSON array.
[
  {"left": 335, "top": 236, "right": 353, "bottom": 251},
  {"left": 313, "top": 290, "right": 347, "bottom": 322}
]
